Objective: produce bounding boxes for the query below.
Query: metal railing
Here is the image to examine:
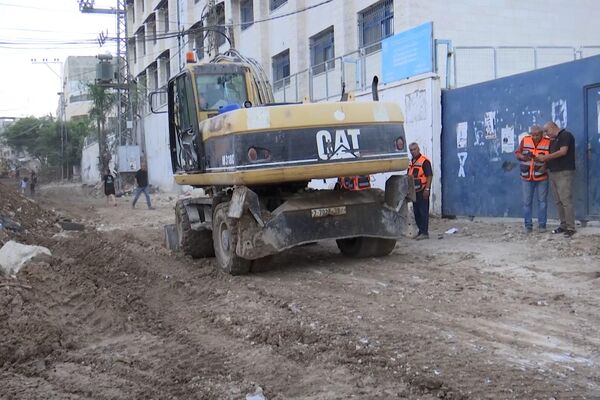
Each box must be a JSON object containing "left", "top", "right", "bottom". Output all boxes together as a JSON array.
[
  {"left": 272, "top": 42, "right": 383, "bottom": 103},
  {"left": 453, "top": 45, "right": 600, "bottom": 88},
  {"left": 138, "top": 43, "right": 600, "bottom": 110},
  {"left": 271, "top": 43, "right": 600, "bottom": 100}
]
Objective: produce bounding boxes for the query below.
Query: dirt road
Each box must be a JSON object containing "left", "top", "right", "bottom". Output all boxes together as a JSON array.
[{"left": 1, "top": 183, "right": 599, "bottom": 399}]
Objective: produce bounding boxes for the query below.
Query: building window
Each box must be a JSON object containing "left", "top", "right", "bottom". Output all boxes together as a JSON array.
[
  {"left": 138, "top": 27, "right": 146, "bottom": 56},
  {"left": 137, "top": 71, "right": 147, "bottom": 110},
  {"left": 160, "top": 2, "right": 169, "bottom": 33},
  {"left": 272, "top": 49, "right": 290, "bottom": 90},
  {"left": 270, "top": 0, "right": 286, "bottom": 11},
  {"left": 128, "top": 38, "right": 137, "bottom": 63},
  {"left": 310, "top": 26, "right": 334, "bottom": 75},
  {"left": 147, "top": 14, "right": 157, "bottom": 44},
  {"left": 148, "top": 62, "right": 159, "bottom": 91},
  {"left": 240, "top": 0, "right": 253, "bottom": 30},
  {"left": 130, "top": 0, "right": 135, "bottom": 23},
  {"left": 216, "top": 2, "right": 226, "bottom": 47},
  {"left": 189, "top": 21, "right": 204, "bottom": 60},
  {"left": 358, "top": 0, "right": 393, "bottom": 53}
]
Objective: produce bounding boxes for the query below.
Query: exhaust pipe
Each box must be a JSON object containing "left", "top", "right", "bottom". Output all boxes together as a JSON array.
[{"left": 371, "top": 76, "right": 379, "bottom": 101}]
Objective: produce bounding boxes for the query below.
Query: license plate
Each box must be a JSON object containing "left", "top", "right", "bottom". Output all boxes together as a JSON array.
[{"left": 311, "top": 206, "right": 347, "bottom": 218}]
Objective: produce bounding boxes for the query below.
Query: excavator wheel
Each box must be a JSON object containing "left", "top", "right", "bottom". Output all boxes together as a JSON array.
[
  {"left": 212, "top": 203, "right": 251, "bottom": 275},
  {"left": 175, "top": 200, "right": 214, "bottom": 258},
  {"left": 336, "top": 237, "right": 396, "bottom": 258}
]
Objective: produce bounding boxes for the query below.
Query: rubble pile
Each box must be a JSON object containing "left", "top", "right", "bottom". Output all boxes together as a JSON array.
[{"left": 0, "top": 182, "right": 59, "bottom": 246}]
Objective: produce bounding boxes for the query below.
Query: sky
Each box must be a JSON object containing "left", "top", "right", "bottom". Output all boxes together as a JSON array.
[{"left": 0, "top": 0, "right": 118, "bottom": 118}]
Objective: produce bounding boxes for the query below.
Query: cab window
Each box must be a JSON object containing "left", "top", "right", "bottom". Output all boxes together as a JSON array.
[{"left": 195, "top": 73, "right": 247, "bottom": 110}]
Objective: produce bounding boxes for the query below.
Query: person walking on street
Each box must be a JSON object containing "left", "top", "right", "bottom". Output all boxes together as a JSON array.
[
  {"left": 20, "top": 176, "right": 28, "bottom": 195},
  {"left": 515, "top": 125, "right": 550, "bottom": 233},
  {"left": 132, "top": 162, "right": 154, "bottom": 209},
  {"left": 103, "top": 169, "right": 117, "bottom": 207},
  {"left": 29, "top": 171, "right": 37, "bottom": 197},
  {"left": 408, "top": 143, "right": 433, "bottom": 240},
  {"left": 536, "top": 122, "right": 576, "bottom": 237}
]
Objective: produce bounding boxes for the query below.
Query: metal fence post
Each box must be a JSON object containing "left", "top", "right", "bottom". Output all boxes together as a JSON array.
[
  {"left": 325, "top": 62, "right": 329, "bottom": 100},
  {"left": 493, "top": 47, "right": 498, "bottom": 79},
  {"left": 453, "top": 48, "right": 458, "bottom": 88},
  {"left": 308, "top": 67, "right": 313, "bottom": 101},
  {"left": 341, "top": 56, "right": 345, "bottom": 96}
]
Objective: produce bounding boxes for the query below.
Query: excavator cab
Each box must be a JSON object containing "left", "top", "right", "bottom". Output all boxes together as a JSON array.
[{"left": 167, "top": 63, "right": 261, "bottom": 174}]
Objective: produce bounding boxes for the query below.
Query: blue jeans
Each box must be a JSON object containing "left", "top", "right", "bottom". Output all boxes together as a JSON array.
[
  {"left": 522, "top": 179, "right": 548, "bottom": 229},
  {"left": 132, "top": 186, "right": 152, "bottom": 208}
]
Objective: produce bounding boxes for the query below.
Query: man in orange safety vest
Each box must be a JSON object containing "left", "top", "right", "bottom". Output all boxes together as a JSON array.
[
  {"left": 408, "top": 143, "right": 433, "bottom": 240},
  {"left": 514, "top": 125, "right": 550, "bottom": 233}
]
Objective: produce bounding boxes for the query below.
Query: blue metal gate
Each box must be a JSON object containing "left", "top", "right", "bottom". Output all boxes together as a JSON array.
[
  {"left": 586, "top": 84, "right": 600, "bottom": 217},
  {"left": 441, "top": 55, "right": 600, "bottom": 220}
]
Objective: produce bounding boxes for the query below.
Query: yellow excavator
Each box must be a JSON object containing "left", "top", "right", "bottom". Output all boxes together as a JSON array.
[{"left": 154, "top": 49, "right": 414, "bottom": 274}]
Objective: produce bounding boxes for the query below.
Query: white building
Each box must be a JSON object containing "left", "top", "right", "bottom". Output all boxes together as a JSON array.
[
  {"left": 61, "top": 56, "right": 98, "bottom": 121},
  {"left": 126, "top": 0, "right": 600, "bottom": 208}
]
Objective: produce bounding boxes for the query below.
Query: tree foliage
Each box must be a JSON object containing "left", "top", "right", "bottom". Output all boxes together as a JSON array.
[
  {"left": 1, "top": 115, "right": 93, "bottom": 175},
  {"left": 87, "top": 83, "right": 115, "bottom": 173}
]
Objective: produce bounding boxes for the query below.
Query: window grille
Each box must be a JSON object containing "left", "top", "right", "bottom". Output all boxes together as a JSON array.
[
  {"left": 358, "top": 0, "right": 393, "bottom": 53},
  {"left": 272, "top": 49, "right": 290, "bottom": 90},
  {"left": 240, "top": 0, "right": 253, "bottom": 30},
  {"left": 310, "top": 27, "right": 335, "bottom": 75}
]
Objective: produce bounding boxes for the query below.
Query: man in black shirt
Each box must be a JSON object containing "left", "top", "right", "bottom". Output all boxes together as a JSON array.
[
  {"left": 103, "top": 169, "right": 117, "bottom": 207},
  {"left": 536, "top": 122, "right": 576, "bottom": 237},
  {"left": 132, "top": 162, "right": 154, "bottom": 209}
]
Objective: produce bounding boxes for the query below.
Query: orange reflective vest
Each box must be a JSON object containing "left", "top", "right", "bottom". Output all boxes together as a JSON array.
[
  {"left": 408, "top": 154, "right": 431, "bottom": 192},
  {"left": 519, "top": 136, "right": 550, "bottom": 181}
]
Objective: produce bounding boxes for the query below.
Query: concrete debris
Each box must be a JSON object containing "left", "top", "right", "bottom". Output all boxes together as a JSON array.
[
  {"left": 246, "top": 385, "right": 267, "bottom": 400},
  {"left": 0, "top": 240, "right": 52, "bottom": 277}
]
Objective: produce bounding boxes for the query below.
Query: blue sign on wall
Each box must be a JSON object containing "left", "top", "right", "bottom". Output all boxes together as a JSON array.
[{"left": 381, "top": 21, "right": 433, "bottom": 84}]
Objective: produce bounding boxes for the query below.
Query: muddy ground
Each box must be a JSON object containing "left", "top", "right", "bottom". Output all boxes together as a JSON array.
[{"left": 1, "top": 182, "right": 599, "bottom": 399}]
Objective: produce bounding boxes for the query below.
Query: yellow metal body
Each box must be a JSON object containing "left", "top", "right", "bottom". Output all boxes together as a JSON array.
[{"left": 174, "top": 101, "right": 407, "bottom": 186}]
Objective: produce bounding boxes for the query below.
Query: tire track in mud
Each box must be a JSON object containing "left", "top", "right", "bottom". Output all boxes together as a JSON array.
[{"left": 3, "top": 212, "right": 600, "bottom": 398}]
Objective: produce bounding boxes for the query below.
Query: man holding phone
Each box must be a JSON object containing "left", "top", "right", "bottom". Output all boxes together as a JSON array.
[{"left": 515, "top": 125, "right": 550, "bottom": 233}]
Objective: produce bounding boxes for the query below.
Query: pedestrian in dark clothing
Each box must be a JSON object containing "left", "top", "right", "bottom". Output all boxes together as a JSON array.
[
  {"left": 103, "top": 169, "right": 117, "bottom": 207},
  {"left": 408, "top": 143, "right": 433, "bottom": 240},
  {"left": 536, "top": 122, "right": 576, "bottom": 237},
  {"left": 132, "top": 163, "right": 153, "bottom": 209},
  {"left": 29, "top": 171, "right": 37, "bottom": 196}
]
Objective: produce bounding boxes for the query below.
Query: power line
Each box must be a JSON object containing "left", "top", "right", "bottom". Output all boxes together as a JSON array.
[
  {"left": 162, "top": 0, "right": 334, "bottom": 27},
  {"left": 0, "top": 1, "right": 86, "bottom": 13},
  {"left": 126, "top": 0, "right": 334, "bottom": 45},
  {"left": 0, "top": 27, "right": 108, "bottom": 35}
]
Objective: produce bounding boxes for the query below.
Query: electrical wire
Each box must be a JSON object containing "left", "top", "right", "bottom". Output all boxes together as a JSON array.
[
  {"left": 160, "top": 0, "right": 333, "bottom": 27},
  {"left": 0, "top": 1, "right": 86, "bottom": 13},
  {"left": 1, "top": 0, "right": 334, "bottom": 49}
]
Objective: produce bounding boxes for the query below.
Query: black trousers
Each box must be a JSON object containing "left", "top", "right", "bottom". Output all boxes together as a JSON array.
[{"left": 413, "top": 190, "right": 430, "bottom": 235}]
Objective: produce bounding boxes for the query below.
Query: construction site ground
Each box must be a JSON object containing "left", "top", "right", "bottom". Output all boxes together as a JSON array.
[{"left": 1, "top": 181, "right": 599, "bottom": 399}]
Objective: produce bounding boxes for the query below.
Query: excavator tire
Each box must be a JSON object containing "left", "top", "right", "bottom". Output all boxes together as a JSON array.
[
  {"left": 175, "top": 200, "right": 214, "bottom": 258},
  {"left": 336, "top": 237, "right": 396, "bottom": 258},
  {"left": 212, "top": 203, "right": 251, "bottom": 275}
]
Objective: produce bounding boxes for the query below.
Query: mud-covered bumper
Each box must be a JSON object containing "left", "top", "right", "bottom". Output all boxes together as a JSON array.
[{"left": 230, "top": 175, "right": 414, "bottom": 259}]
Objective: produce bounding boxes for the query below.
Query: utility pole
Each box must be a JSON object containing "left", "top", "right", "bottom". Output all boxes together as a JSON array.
[
  {"left": 31, "top": 58, "right": 67, "bottom": 180},
  {"left": 79, "top": 0, "right": 132, "bottom": 147},
  {"left": 207, "top": 0, "right": 218, "bottom": 58}
]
